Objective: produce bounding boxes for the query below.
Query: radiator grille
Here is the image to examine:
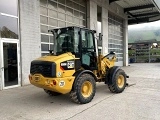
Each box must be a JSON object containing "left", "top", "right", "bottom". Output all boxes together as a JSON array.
[{"left": 30, "top": 61, "right": 56, "bottom": 77}]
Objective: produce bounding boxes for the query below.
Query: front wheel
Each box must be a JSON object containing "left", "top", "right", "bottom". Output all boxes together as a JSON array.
[
  {"left": 108, "top": 69, "right": 126, "bottom": 93},
  {"left": 70, "top": 74, "right": 96, "bottom": 104}
]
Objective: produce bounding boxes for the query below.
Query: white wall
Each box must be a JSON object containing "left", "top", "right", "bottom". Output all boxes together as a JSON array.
[
  {"left": 87, "top": 0, "right": 128, "bottom": 66},
  {"left": 87, "top": 0, "right": 97, "bottom": 30},
  {"left": 123, "top": 19, "right": 129, "bottom": 66},
  {"left": 19, "top": 0, "right": 41, "bottom": 85},
  {"left": 0, "top": 41, "right": 2, "bottom": 90}
]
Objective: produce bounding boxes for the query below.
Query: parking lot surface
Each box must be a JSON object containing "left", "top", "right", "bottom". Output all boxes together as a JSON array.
[{"left": 0, "top": 63, "right": 160, "bottom": 120}]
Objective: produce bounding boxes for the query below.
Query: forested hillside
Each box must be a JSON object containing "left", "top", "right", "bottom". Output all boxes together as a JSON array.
[{"left": 128, "top": 27, "right": 160, "bottom": 43}]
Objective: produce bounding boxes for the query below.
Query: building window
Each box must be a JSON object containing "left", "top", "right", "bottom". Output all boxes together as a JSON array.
[
  {"left": 0, "top": 0, "right": 18, "bottom": 39},
  {"left": 40, "top": 0, "right": 86, "bottom": 55}
]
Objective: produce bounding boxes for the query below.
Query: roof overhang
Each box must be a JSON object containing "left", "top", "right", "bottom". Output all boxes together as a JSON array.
[
  {"left": 151, "top": 0, "right": 160, "bottom": 12},
  {"left": 110, "top": 0, "right": 160, "bottom": 25}
]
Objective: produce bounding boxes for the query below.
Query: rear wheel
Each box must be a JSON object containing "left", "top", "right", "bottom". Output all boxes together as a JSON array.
[
  {"left": 70, "top": 74, "right": 96, "bottom": 104},
  {"left": 44, "top": 89, "right": 61, "bottom": 96},
  {"left": 108, "top": 69, "right": 126, "bottom": 93}
]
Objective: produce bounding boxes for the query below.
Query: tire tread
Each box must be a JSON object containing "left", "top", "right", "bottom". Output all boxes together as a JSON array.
[
  {"left": 70, "top": 74, "right": 96, "bottom": 104},
  {"left": 108, "top": 69, "right": 126, "bottom": 93}
]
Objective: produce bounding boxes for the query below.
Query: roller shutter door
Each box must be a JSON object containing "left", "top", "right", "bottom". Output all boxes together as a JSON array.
[
  {"left": 108, "top": 13, "right": 124, "bottom": 66},
  {"left": 40, "top": 0, "right": 86, "bottom": 55}
]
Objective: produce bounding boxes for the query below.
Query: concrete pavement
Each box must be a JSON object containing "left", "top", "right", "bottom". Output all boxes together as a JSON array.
[{"left": 0, "top": 63, "right": 160, "bottom": 120}]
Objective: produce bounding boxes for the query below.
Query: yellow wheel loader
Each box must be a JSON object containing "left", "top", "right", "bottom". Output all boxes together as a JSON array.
[{"left": 29, "top": 26, "right": 129, "bottom": 104}]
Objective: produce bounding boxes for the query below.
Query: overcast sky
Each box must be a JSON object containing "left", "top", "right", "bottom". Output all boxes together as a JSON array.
[{"left": 128, "top": 20, "right": 160, "bottom": 30}]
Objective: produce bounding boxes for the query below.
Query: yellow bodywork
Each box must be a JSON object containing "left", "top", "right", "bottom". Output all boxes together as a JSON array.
[
  {"left": 29, "top": 74, "right": 75, "bottom": 94},
  {"left": 29, "top": 52, "right": 76, "bottom": 94},
  {"left": 29, "top": 52, "right": 116, "bottom": 94},
  {"left": 97, "top": 54, "right": 116, "bottom": 79}
]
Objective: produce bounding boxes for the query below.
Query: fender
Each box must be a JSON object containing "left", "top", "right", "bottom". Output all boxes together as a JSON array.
[
  {"left": 72, "top": 70, "right": 97, "bottom": 90},
  {"left": 105, "top": 66, "right": 120, "bottom": 84}
]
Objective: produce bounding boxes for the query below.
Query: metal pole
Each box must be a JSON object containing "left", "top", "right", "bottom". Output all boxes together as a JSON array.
[{"left": 149, "top": 43, "right": 150, "bottom": 63}]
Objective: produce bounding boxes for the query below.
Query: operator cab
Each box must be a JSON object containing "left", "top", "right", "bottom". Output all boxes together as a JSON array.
[{"left": 49, "top": 26, "right": 98, "bottom": 70}]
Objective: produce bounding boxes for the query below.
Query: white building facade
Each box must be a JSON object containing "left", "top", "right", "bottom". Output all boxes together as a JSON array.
[{"left": 0, "top": 0, "right": 160, "bottom": 90}]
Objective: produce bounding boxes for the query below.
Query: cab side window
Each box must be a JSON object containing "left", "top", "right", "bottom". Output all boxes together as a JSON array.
[
  {"left": 81, "top": 30, "right": 94, "bottom": 49},
  {"left": 81, "top": 30, "right": 95, "bottom": 66},
  {"left": 87, "top": 32, "right": 94, "bottom": 48},
  {"left": 74, "top": 29, "right": 80, "bottom": 53}
]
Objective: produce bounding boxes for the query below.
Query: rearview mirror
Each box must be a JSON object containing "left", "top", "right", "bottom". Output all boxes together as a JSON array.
[{"left": 99, "top": 33, "right": 103, "bottom": 41}]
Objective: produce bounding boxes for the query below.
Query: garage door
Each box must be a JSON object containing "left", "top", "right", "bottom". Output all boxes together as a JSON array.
[
  {"left": 40, "top": 0, "right": 86, "bottom": 55},
  {"left": 108, "top": 13, "right": 124, "bottom": 66}
]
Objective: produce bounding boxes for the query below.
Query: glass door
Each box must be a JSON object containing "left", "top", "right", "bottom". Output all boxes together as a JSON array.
[{"left": 1, "top": 39, "right": 20, "bottom": 89}]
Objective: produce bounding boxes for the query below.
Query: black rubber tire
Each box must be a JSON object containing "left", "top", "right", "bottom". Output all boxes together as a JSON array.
[
  {"left": 108, "top": 69, "right": 126, "bottom": 93},
  {"left": 70, "top": 74, "right": 96, "bottom": 104},
  {"left": 44, "top": 89, "right": 61, "bottom": 96}
]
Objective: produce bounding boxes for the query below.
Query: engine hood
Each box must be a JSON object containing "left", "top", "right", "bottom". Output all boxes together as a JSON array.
[{"left": 34, "top": 52, "right": 75, "bottom": 63}]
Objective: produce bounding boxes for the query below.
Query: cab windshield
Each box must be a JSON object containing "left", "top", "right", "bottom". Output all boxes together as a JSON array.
[{"left": 54, "top": 28, "right": 79, "bottom": 55}]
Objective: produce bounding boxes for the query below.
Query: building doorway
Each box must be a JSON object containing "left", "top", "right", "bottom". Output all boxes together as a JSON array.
[{"left": 0, "top": 39, "right": 20, "bottom": 89}]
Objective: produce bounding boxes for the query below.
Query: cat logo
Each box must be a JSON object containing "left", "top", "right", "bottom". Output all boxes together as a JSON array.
[{"left": 67, "top": 61, "right": 74, "bottom": 68}]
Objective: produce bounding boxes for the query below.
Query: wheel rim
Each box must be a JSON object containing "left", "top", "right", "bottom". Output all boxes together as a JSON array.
[
  {"left": 117, "top": 75, "right": 125, "bottom": 88},
  {"left": 81, "top": 81, "right": 93, "bottom": 98}
]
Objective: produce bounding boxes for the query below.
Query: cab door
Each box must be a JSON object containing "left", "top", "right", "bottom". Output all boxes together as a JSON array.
[{"left": 80, "top": 30, "right": 97, "bottom": 70}]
